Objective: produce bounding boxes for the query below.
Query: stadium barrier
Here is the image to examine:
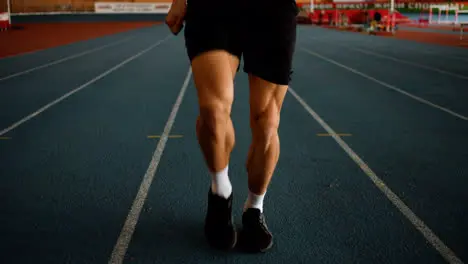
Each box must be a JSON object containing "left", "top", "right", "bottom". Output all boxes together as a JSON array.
[
  {"left": 4, "top": 1, "right": 172, "bottom": 23},
  {"left": 94, "top": 2, "right": 171, "bottom": 14},
  {"left": 8, "top": 0, "right": 170, "bottom": 14},
  {"left": 3, "top": 0, "right": 468, "bottom": 26}
]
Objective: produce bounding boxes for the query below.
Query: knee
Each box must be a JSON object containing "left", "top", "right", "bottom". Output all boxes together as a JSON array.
[
  {"left": 198, "top": 103, "right": 231, "bottom": 138},
  {"left": 251, "top": 107, "right": 280, "bottom": 145}
]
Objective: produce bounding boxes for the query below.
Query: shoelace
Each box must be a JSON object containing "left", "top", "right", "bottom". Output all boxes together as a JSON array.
[
  {"left": 257, "top": 214, "right": 270, "bottom": 234},
  {"left": 208, "top": 198, "right": 233, "bottom": 226},
  {"left": 244, "top": 212, "right": 269, "bottom": 235}
]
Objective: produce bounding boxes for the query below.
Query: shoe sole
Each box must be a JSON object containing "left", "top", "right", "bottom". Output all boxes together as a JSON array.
[
  {"left": 204, "top": 214, "right": 238, "bottom": 251},
  {"left": 259, "top": 239, "right": 273, "bottom": 253},
  {"left": 238, "top": 231, "right": 274, "bottom": 253},
  {"left": 205, "top": 229, "right": 238, "bottom": 251}
]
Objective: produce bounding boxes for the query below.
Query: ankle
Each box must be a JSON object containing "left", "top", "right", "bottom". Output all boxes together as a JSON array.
[
  {"left": 244, "top": 190, "right": 266, "bottom": 212},
  {"left": 210, "top": 165, "right": 232, "bottom": 199}
]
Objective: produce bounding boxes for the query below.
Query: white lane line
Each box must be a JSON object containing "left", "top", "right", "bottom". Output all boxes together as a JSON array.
[
  {"left": 304, "top": 29, "right": 468, "bottom": 63},
  {"left": 288, "top": 87, "right": 464, "bottom": 264},
  {"left": 0, "top": 35, "right": 172, "bottom": 137},
  {"left": 0, "top": 36, "right": 135, "bottom": 82},
  {"left": 300, "top": 47, "right": 468, "bottom": 121},
  {"left": 307, "top": 35, "right": 468, "bottom": 80},
  {"left": 108, "top": 68, "right": 192, "bottom": 264},
  {"left": 306, "top": 36, "right": 468, "bottom": 80},
  {"left": 346, "top": 46, "right": 468, "bottom": 81},
  {"left": 369, "top": 44, "right": 468, "bottom": 63},
  {"left": 412, "top": 50, "right": 468, "bottom": 63}
]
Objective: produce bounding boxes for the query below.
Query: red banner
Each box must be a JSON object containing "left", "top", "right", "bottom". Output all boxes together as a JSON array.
[{"left": 297, "top": 1, "right": 468, "bottom": 10}]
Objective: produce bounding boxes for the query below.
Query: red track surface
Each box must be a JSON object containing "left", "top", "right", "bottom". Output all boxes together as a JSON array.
[{"left": 0, "top": 22, "right": 160, "bottom": 58}]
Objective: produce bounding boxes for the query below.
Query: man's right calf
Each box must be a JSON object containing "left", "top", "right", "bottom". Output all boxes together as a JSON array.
[
  {"left": 196, "top": 104, "right": 235, "bottom": 173},
  {"left": 191, "top": 50, "right": 238, "bottom": 174}
]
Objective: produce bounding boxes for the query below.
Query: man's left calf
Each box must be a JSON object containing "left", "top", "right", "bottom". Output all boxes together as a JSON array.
[{"left": 246, "top": 116, "right": 280, "bottom": 196}]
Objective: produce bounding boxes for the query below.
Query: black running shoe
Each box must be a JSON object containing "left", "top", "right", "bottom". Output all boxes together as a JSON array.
[
  {"left": 239, "top": 208, "right": 273, "bottom": 253},
  {"left": 204, "top": 189, "right": 237, "bottom": 250}
]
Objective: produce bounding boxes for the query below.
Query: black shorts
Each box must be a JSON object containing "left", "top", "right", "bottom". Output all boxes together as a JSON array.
[{"left": 184, "top": 0, "right": 298, "bottom": 85}]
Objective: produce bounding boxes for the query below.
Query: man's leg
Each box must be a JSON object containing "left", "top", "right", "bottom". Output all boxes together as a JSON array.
[
  {"left": 238, "top": 76, "right": 288, "bottom": 253},
  {"left": 191, "top": 51, "right": 239, "bottom": 250},
  {"left": 239, "top": 1, "right": 297, "bottom": 252},
  {"left": 245, "top": 76, "right": 287, "bottom": 197},
  {"left": 184, "top": 0, "right": 243, "bottom": 248},
  {"left": 192, "top": 50, "right": 238, "bottom": 185}
]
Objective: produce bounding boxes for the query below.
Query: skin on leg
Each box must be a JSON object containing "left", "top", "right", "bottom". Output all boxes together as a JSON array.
[
  {"left": 191, "top": 50, "right": 239, "bottom": 173},
  {"left": 246, "top": 75, "right": 288, "bottom": 195}
]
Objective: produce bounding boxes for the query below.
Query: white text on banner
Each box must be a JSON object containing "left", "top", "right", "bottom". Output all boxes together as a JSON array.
[{"left": 94, "top": 2, "right": 172, "bottom": 14}]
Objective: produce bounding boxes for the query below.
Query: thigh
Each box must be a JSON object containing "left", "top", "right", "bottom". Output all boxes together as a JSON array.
[
  {"left": 192, "top": 50, "right": 239, "bottom": 113},
  {"left": 184, "top": 2, "right": 242, "bottom": 63},
  {"left": 248, "top": 75, "right": 288, "bottom": 126},
  {"left": 242, "top": 4, "right": 298, "bottom": 86}
]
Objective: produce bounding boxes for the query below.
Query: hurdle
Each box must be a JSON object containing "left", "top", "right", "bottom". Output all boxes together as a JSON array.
[
  {"left": 0, "top": 13, "right": 10, "bottom": 31},
  {"left": 458, "top": 10, "right": 468, "bottom": 40},
  {"left": 0, "top": 0, "right": 11, "bottom": 31},
  {"left": 428, "top": 4, "right": 459, "bottom": 25},
  {"left": 386, "top": 0, "right": 397, "bottom": 34}
]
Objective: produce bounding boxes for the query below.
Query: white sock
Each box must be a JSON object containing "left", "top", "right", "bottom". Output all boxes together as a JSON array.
[
  {"left": 244, "top": 191, "right": 266, "bottom": 212},
  {"left": 210, "top": 165, "right": 232, "bottom": 199}
]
